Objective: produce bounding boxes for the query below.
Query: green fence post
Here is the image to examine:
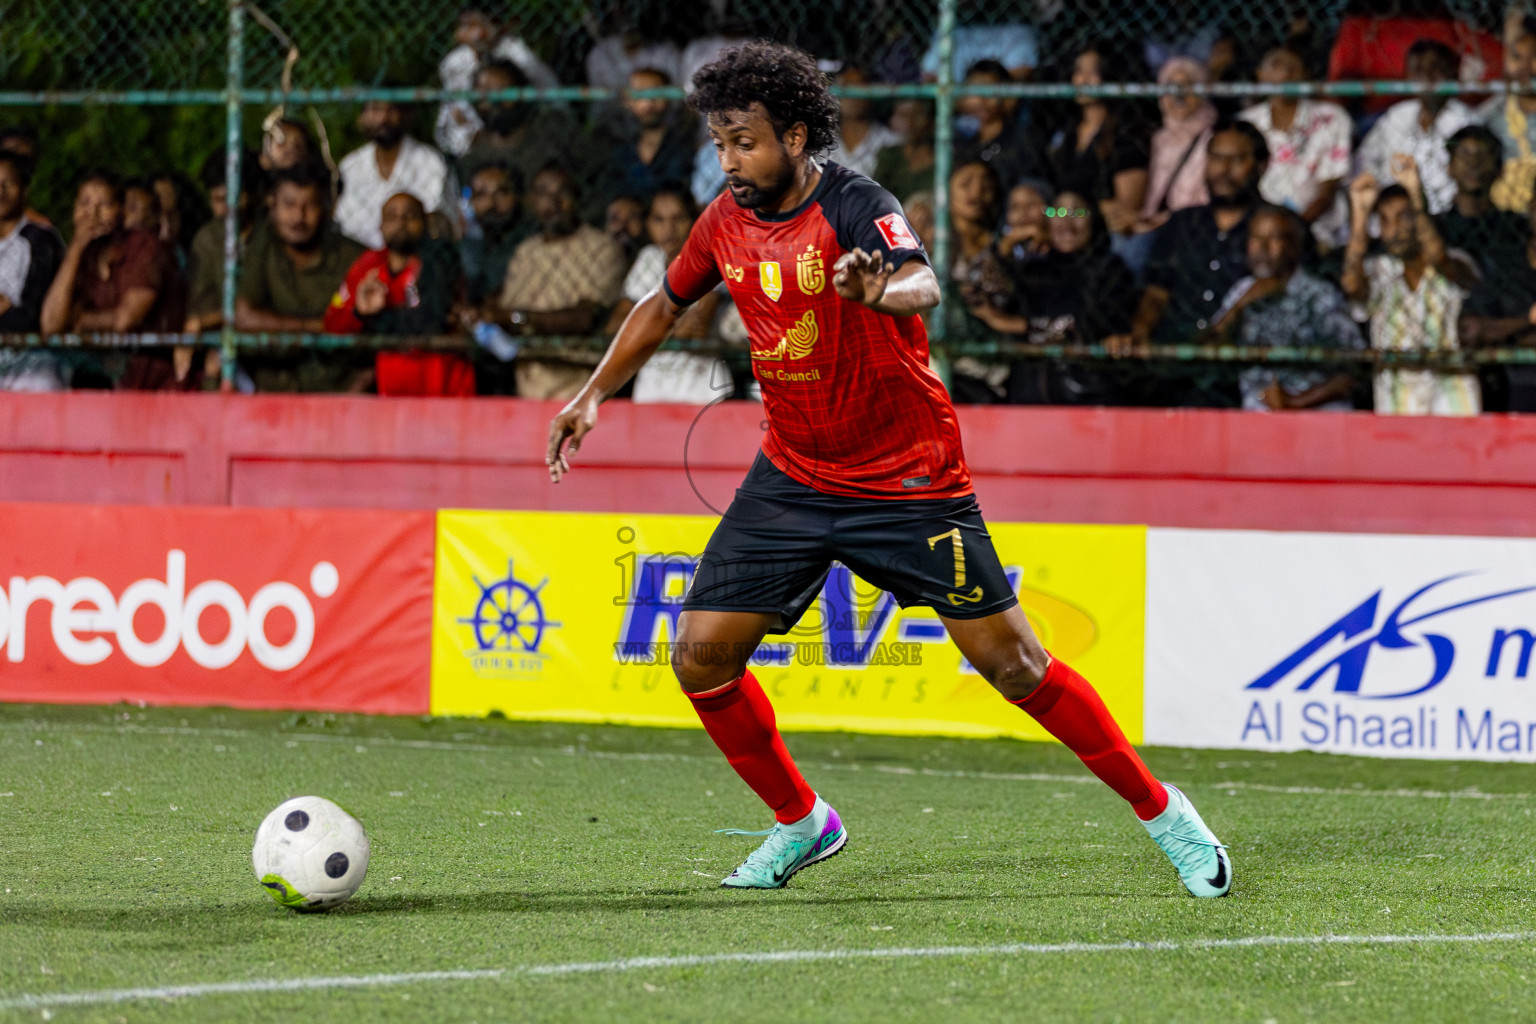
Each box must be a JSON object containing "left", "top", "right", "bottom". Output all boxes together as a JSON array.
[
  {"left": 928, "top": 0, "right": 956, "bottom": 355},
  {"left": 220, "top": 0, "right": 245, "bottom": 388}
]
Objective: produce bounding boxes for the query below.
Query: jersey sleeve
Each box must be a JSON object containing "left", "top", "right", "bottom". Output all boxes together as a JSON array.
[
  {"left": 831, "top": 175, "right": 931, "bottom": 272},
  {"left": 663, "top": 198, "right": 725, "bottom": 306}
]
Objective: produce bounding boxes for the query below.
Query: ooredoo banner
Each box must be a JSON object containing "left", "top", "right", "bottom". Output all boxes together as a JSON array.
[
  {"left": 430, "top": 510, "right": 1147, "bottom": 742},
  {"left": 0, "top": 503, "right": 434, "bottom": 713},
  {"left": 1146, "top": 528, "right": 1536, "bottom": 761}
]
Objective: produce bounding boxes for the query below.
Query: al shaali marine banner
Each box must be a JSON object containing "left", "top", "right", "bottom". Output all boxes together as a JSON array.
[
  {"left": 1146, "top": 528, "right": 1536, "bottom": 762},
  {"left": 430, "top": 511, "right": 1147, "bottom": 742}
]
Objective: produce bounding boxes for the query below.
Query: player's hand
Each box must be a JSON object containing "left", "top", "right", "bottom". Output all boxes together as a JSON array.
[
  {"left": 833, "top": 247, "right": 894, "bottom": 308},
  {"left": 1261, "top": 381, "right": 1290, "bottom": 410},
  {"left": 546, "top": 395, "right": 599, "bottom": 484}
]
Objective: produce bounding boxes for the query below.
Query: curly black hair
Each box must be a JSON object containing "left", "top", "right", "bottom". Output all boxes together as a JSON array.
[{"left": 690, "top": 41, "right": 840, "bottom": 156}]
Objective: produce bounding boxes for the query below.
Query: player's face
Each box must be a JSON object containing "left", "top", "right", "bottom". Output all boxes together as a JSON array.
[
  {"left": 380, "top": 194, "right": 426, "bottom": 255},
  {"left": 1246, "top": 211, "right": 1299, "bottom": 278},
  {"left": 710, "top": 105, "right": 798, "bottom": 210},
  {"left": 270, "top": 182, "right": 325, "bottom": 249}
]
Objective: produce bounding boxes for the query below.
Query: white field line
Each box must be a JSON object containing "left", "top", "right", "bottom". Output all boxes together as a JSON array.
[
  {"left": 2, "top": 931, "right": 1534, "bottom": 1010},
  {"left": 3, "top": 718, "right": 1532, "bottom": 801}
]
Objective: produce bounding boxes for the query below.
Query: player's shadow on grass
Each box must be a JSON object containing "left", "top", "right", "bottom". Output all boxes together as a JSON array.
[{"left": 340, "top": 887, "right": 1141, "bottom": 915}]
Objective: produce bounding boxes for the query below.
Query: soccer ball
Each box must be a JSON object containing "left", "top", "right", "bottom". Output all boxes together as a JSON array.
[{"left": 252, "top": 796, "right": 370, "bottom": 912}]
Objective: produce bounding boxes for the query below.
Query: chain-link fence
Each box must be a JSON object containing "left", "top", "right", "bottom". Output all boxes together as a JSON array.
[{"left": 2, "top": 0, "right": 1536, "bottom": 410}]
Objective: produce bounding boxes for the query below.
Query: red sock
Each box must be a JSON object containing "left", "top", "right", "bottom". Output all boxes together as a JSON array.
[
  {"left": 685, "top": 670, "right": 816, "bottom": 824},
  {"left": 1012, "top": 657, "right": 1168, "bottom": 820}
]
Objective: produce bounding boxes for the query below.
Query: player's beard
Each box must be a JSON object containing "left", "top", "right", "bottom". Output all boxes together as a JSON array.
[{"left": 727, "top": 154, "right": 794, "bottom": 210}]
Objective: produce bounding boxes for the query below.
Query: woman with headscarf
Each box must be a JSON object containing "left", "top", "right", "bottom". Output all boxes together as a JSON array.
[{"left": 1138, "top": 56, "right": 1218, "bottom": 227}]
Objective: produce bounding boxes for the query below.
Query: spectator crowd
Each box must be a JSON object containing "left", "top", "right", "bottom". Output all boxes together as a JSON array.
[{"left": 5, "top": 2, "right": 1536, "bottom": 414}]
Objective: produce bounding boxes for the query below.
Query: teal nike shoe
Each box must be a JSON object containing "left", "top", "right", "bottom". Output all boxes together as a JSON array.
[
  {"left": 1141, "top": 784, "right": 1232, "bottom": 898},
  {"left": 717, "top": 800, "right": 847, "bottom": 889}
]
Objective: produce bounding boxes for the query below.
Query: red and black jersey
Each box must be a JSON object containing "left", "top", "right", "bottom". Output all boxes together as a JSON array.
[{"left": 663, "top": 162, "right": 972, "bottom": 500}]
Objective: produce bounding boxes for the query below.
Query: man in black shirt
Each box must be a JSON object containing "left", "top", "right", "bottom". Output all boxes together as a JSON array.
[
  {"left": 1434, "top": 125, "right": 1529, "bottom": 308},
  {"left": 1459, "top": 192, "right": 1536, "bottom": 411},
  {"left": 1116, "top": 121, "right": 1268, "bottom": 345},
  {"left": 1108, "top": 120, "right": 1269, "bottom": 406}
]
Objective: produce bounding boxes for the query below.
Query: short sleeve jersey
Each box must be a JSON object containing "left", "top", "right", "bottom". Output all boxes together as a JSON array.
[{"left": 664, "top": 162, "right": 970, "bottom": 499}]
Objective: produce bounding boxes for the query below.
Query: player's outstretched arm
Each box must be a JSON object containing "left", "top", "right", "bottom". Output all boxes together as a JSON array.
[
  {"left": 545, "top": 288, "right": 683, "bottom": 483},
  {"left": 832, "top": 248, "right": 941, "bottom": 317}
]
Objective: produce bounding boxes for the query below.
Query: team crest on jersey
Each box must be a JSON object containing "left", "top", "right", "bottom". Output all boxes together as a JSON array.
[
  {"left": 751, "top": 309, "right": 818, "bottom": 361},
  {"left": 874, "top": 212, "right": 920, "bottom": 251},
  {"left": 759, "top": 261, "right": 783, "bottom": 301},
  {"left": 796, "top": 246, "right": 825, "bottom": 295}
]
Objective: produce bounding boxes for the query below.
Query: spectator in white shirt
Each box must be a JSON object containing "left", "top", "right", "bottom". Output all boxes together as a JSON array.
[
  {"left": 335, "top": 101, "right": 453, "bottom": 249},
  {"left": 434, "top": 6, "right": 560, "bottom": 158},
  {"left": 603, "top": 188, "right": 727, "bottom": 404},
  {"left": 1238, "top": 42, "right": 1352, "bottom": 246},
  {"left": 586, "top": 23, "right": 682, "bottom": 91},
  {"left": 830, "top": 66, "right": 903, "bottom": 179},
  {"left": 1356, "top": 40, "right": 1475, "bottom": 216}
]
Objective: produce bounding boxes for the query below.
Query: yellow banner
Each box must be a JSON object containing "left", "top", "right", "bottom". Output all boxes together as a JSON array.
[{"left": 431, "top": 511, "right": 1145, "bottom": 742}]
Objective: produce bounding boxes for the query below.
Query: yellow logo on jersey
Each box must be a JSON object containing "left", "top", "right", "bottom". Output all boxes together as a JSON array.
[
  {"left": 723, "top": 262, "right": 745, "bottom": 282},
  {"left": 752, "top": 309, "right": 818, "bottom": 362},
  {"left": 760, "top": 260, "right": 783, "bottom": 301},
  {"left": 796, "top": 246, "right": 825, "bottom": 295}
]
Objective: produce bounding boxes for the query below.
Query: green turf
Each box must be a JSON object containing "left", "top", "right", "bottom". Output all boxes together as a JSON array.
[{"left": 3, "top": 702, "right": 1536, "bottom": 1023}]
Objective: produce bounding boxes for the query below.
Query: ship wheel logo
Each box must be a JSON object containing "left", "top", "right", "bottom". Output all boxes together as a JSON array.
[{"left": 458, "top": 560, "right": 560, "bottom": 654}]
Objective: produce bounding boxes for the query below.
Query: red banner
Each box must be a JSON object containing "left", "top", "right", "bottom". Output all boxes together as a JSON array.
[{"left": 0, "top": 503, "right": 433, "bottom": 714}]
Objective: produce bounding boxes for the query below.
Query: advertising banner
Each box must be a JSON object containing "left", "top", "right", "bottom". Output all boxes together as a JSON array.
[
  {"left": 0, "top": 503, "right": 434, "bottom": 713},
  {"left": 431, "top": 511, "right": 1146, "bottom": 741},
  {"left": 1146, "top": 528, "right": 1536, "bottom": 761}
]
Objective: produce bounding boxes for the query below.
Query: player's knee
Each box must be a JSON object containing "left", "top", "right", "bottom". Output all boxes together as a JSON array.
[
  {"left": 670, "top": 640, "right": 741, "bottom": 694},
  {"left": 983, "top": 650, "right": 1049, "bottom": 703}
]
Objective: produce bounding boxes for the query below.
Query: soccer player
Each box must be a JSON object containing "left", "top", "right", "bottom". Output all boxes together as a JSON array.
[{"left": 546, "top": 42, "right": 1231, "bottom": 897}]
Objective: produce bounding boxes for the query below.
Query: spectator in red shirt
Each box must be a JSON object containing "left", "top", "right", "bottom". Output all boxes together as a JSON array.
[
  {"left": 324, "top": 192, "right": 472, "bottom": 397},
  {"left": 1328, "top": 3, "right": 1503, "bottom": 115}
]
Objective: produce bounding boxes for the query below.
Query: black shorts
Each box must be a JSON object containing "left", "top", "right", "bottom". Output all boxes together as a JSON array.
[{"left": 683, "top": 453, "right": 1019, "bottom": 633}]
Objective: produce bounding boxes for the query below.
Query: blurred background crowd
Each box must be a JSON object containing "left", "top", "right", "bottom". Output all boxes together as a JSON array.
[{"left": 3, "top": 0, "right": 1536, "bottom": 414}]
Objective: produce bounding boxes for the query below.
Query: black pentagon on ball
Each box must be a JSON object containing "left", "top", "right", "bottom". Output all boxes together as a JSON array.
[
  {"left": 324, "top": 852, "right": 349, "bottom": 878},
  {"left": 284, "top": 810, "right": 310, "bottom": 831}
]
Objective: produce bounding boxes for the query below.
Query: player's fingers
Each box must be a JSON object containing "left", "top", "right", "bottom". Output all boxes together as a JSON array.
[
  {"left": 832, "top": 251, "right": 860, "bottom": 274},
  {"left": 545, "top": 418, "right": 571, "bottom": 467}
]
